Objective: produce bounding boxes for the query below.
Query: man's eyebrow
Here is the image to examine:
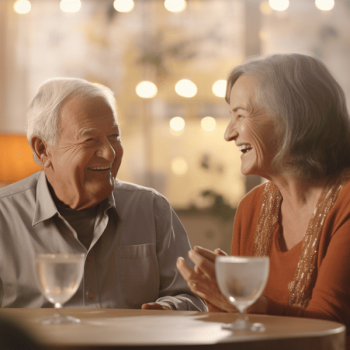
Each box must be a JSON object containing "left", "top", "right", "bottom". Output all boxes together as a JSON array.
[{"left": 78, "top": 128, "right": 98, "bottom": 137}]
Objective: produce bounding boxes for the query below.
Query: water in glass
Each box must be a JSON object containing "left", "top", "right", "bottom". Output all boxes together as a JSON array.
[
  {"left": 35, "top": 253, "right": 85, "bottom": 325},
  {"left": 215, "top": 256, "right": 269, "bottom": 332}
]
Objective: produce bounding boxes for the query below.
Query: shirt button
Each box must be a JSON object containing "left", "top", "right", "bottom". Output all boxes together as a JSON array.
[
  {"left": 88, "top": 292, "right": 94, "bottom": 299},
  {"left": 87, "top": 256, "right": 91, "bottom": 262}
]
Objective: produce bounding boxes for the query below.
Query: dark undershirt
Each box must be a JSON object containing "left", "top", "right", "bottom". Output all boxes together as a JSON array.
[{"left": 55, "top": 202, "right": 99, "bottom": 250}]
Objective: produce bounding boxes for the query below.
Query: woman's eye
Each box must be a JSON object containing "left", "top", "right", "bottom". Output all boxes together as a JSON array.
[{"left": 110, "top": 134, "right": 120, "bottom": 140}]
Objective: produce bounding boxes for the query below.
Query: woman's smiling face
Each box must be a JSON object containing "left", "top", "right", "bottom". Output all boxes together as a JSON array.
[{"left": 224, "top": 75, "right": 277, "bottom": 178}]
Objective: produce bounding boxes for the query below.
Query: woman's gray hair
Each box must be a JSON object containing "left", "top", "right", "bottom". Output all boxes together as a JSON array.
[
  {"left": 226, "top": 53, "right": 350, "bottom": 180},
  {"left": 27, "top": 77, "right": 116, "bottom": 145}
]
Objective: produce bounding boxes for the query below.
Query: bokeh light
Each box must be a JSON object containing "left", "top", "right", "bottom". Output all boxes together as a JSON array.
[
  {"left": 136, "top": 81, "right": 158, "bottom": 98},
  {"left": 259, "top": 31, "right": 269, "bottom": 41},
  {"left": 212, "top": 80, "right": 227, "bottom": 98},
  {"left": 201, "top": 117, "right": 216, "bottom": 132},
  {"left": 164, "top": 0, "right": 187, "bottom": 12},
  {"left": 171, "top": 157, "right": 188, "bottom": 175},
  {"left": 114, "top": 0, "right": 135, "bottom": 13},
  {"left": 269, "top": 0, "right": 289, "bottom": 11},
  {"left": 60, "top": 0, "right": 81, "bottom": 13},
  {"left": 170, "top": 117, "right": 185, "bottom": 132},
  {"left": 13, "top": 0, "right": 31, "bottom": 14},
  {"left": 175, "top": 79, "right": 197, "bottom": 98},
  {"left": 315, "top": 0, "right": 335, "bottom": 11},
  {"left": 259, "top": 1, "right": 273, "bottom": 15}
]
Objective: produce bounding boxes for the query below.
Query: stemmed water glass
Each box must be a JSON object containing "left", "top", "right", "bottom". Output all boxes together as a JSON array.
[
  {"left": 215, "top": 256, "right": 269, "bottom": 332},
  {"left": 35, "top": 253, "right": 85, "bottom": 325}
]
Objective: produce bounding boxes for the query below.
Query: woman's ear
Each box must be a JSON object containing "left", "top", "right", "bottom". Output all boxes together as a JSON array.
[{"left": 30, "top": 136, "right": 52, "bottom": 168}]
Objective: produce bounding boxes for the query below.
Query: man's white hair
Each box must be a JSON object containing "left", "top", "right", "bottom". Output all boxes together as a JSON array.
[{"left": 27, "top": 77, "right": 116, "bottom": 146}]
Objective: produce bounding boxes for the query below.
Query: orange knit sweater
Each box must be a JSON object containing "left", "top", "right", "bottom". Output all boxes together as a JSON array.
[{"left": 231, "top": 180, "right": 350, "bottom": 344}]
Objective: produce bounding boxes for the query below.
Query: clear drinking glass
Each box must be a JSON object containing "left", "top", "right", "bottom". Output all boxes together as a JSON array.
[
  {"left": 215, "top": 256, "right": 269, "bottom": 332},
  {"left": 35, "top": 253, "right": 85, "bottom": 325}
]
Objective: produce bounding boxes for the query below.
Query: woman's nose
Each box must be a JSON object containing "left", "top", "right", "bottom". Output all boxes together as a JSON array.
[{"left": 224, "top": 119, "right": 238, "bottom": 142}]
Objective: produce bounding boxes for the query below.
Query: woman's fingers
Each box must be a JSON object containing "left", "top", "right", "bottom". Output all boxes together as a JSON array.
[
  {"left": 177, "top": 255, "right": 236, "bottom": 313},
  {"left": 214, "top": 248, "right": 228, "bottom": 256},
  {"left": 193, "top": 246, "right": 218, "bottom": 263},
  {"left": 188, "top": 250, "right": 216, "bottom": 279},
  {"left": 193, "top": 246, "right": 228, "bottom": 261},
  {"left": 176, "top": 257, "right": 198, "bottom": 281}
]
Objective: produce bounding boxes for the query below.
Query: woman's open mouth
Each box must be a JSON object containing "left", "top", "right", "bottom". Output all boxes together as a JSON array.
[{"left": 238, "top": 144, "right": 253, "bottom": 154}]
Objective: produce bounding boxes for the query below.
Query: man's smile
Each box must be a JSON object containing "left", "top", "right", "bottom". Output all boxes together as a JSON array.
[{"left": 87, "top": 164, "right": 112, "bottom": 171}]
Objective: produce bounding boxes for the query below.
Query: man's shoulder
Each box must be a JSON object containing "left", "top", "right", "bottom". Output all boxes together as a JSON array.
[
  {"left": 112, "top": 180, "right": 170, "bottom": 211},
  {"left": 113, "top": 180, "right": 165, "bottom": 198},
  {"left": 0, "top": 171, "right": 41, "bottom": 200}
]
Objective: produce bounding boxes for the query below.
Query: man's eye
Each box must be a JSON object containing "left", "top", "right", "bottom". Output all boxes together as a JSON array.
[{"left": 85, "top": 138, "right": 95, "bottom": 142}]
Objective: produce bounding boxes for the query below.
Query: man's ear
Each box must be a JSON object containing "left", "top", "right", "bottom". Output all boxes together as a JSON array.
[{"left": 30, "top": 136, "right": 52, "bottom": 168}]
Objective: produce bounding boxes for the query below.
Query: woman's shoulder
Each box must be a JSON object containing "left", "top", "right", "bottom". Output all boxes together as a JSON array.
[
  {"left": 323, "top": 170, "right": 350, "bottom": 234},
  {"left": 239, "top": 181, "right": 271, "bottom": 209},
  {"left": 234, "top": 181, "right": 274, "bottom": 226},
  {"left": 333, "top": 174, "right": 350, "bottom": 211}
]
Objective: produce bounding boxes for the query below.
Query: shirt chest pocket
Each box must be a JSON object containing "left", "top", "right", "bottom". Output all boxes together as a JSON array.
[{"left": 116, "top": 244, "right": 159, "bottom": 308}]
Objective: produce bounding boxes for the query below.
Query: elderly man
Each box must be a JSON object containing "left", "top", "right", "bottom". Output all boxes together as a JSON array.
[{"left": 0, "top": 77, "right": 206, "bottom": 311}]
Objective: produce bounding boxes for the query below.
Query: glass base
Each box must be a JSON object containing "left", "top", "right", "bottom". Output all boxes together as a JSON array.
[
  {"left": 40, "top": 312, "right": 81, "bottom": 325},
  {"left": 222, "top": 318, "right": 266, "bottom": 332}
]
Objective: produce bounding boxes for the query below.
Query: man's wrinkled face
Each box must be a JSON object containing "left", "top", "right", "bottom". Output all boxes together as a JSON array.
[{"left": 45, "top": 95, "right": 123, "bottom": 209}]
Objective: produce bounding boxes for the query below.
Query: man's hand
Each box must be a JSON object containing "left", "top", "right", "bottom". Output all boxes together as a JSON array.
[
  {"left": 176, "top": 246, "right": 237, "bottom": 313},
  {"left": 141, "top": 302, "right": 174, "bottom": 310}
]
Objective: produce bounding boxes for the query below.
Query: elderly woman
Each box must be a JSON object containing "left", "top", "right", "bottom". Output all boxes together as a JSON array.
[{"left": 177, "top": 53, "right": 350, "bottom": 341}]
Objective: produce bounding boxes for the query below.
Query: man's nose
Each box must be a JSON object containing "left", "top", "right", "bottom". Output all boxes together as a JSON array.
[
  {"left": 224, "top": 119, "right": 238, "bottom": 142},
  {"left": 96, "top": 139, "right": 116, "bottom": 161}
]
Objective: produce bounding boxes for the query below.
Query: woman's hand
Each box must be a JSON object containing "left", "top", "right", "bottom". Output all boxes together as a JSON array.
[{"left": 176, "top": 246, "right": 237, "bottom": 313}]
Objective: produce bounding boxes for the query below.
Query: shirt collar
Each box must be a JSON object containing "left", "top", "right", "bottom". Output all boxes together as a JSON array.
[
  {"left": 100, "top": 190, "right": 119, "bottom": 218},
  {"left": 32, "top": 171, "right": 59, "bottom": 226},
  {"left": 32, "top": 172, "right": 120, "bottom": 226}
]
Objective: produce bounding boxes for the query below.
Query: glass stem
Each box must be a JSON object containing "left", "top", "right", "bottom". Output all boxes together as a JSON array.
[
  {"left": 235, "top": 308, "right": 249, "bottom": 328},
  {"left": 54, "top": 303, "right": 63, "bottom": 309}
]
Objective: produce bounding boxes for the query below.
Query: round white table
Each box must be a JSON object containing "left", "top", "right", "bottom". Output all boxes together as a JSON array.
[{"left": 0, "top": 308, "right": 346, "bottom": 350}]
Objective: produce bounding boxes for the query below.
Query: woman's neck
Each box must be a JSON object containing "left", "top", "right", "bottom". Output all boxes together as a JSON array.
[{"left": 268, "top": 173, "right": 328, "bottom": 213}]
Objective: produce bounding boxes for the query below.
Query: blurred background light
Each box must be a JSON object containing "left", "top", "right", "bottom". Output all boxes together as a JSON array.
[
  {"left": 136, "top": 81, "right": 158, "bottom": 98},
  {"left": 164, "top": 0, "right": 187, "bottom": 12},
  {"left": 13, "top": 0, "right": 31, "bottom": 14},
  {"left": 201, "top": 116, "right": 216, "bottom": 132},
  {"left": 259, "top": 1, "right": 273, "bottom": 15},
  {"left": 114, "top": 0, "right": 135, "bottom": 13},
  {"left": 171, "top": 157, "right": 188, "bottom": 175},
  {"left": 269, "top": 0, "right": 289, "bottom": 11},
  {"left": 259, "top": 31, "right": 269, "bottom": 41},
  {"left": 175, "top": 79, "right": 197, "bottom": 98},
  {"left": 212, "top": 80, "right": 227, "bottom": 98},
  {"left": 170, "top": 116, "right": 185, "bottom": 131},
  {"left": 315, "top": 0, "right": 335, "bottom": 11},
  {"left": 60, "top": 0, "right": 81, "bottom": 13}
]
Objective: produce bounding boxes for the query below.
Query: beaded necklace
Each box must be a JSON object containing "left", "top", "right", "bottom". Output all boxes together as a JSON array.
[{"left": 253, "top": 169, "right": 350, "bottom": 308}]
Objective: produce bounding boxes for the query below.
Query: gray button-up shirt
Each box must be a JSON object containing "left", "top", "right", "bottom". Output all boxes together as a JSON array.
[{"left": 0, "top": 171, "right": 206, "bottom": 311}]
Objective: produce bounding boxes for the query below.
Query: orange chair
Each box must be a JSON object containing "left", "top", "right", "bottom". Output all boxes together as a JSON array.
[{"left": 0, "top": 134, "right": 42, "bottom": 185}]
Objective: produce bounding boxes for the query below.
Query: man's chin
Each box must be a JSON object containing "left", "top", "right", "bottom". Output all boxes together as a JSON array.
[{"left": 79, "top": 183, "right": 113, "bottom": 207}]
